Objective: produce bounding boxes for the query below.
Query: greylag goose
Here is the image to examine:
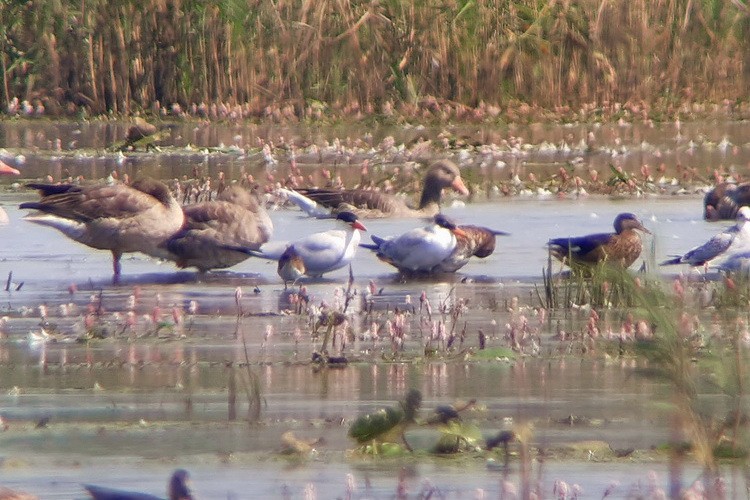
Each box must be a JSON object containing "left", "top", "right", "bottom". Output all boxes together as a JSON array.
[
  {"left": 20, "top": 178, "right": 184, "bottom": 283},
  {"left": 281, "top": 160, "right": 468, "bottom": 218},
  {"left": 362, "top": 214, "right": 507, "bottom": 274},
  {"left": 548, "top": 213, "right": 650, "bottom": 269},
  {"left": 83, "top": 468, "right": 193, "bottom": 500},
  {"left": 158, "top": 185, "right": 273, "bottom": 272},
  {"left": 662, "top": 206, "right": 750, "bottom": 269}
]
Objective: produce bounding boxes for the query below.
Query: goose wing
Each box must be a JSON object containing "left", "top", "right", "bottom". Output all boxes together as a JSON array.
[{"left": 294, "top": 188, "right": 405, "bottom": 214}]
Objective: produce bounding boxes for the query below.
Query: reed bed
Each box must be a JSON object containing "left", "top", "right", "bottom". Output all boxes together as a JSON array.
[{"left": 2, "top": 0, "right": 749, "bottom": 119}]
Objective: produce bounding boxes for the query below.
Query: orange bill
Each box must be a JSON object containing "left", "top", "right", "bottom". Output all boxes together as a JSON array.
[
  {"left": 451, "top": 176, "right": 469, "bottom": 195},
  {"left": 0, "top": 161, "right": 20, "bottom": 176},
  {"left": 352, "top": 221, "right": 368, "bottom": 231}
]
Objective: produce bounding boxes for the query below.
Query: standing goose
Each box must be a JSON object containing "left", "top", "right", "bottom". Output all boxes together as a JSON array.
[
  {"left": 158, "top": 185, "right": 273, "bottom": 272},
  {"left": 20, "top": 178, "right": 184, "bottom": 283},
  {"left": 281, "top": 160, "right": 469, "bottom": 218},
  {"left": 547, "top": 213, "right": 651, "bottom": 269},
  {"left": 662, "top": 206, "right": 750, "bottom": 269},
  {"left": 83, "top": 468, "right": 193, "bottom": 500}
]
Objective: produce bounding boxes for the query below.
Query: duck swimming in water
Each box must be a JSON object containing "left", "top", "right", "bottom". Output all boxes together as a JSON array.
[
  {"left": 547, "top": 213, "right": 650, "bottom": 269},
  {"left": 280, "top": 160, "right": 469, "bottom": 219},
  {"left": 20, "top": 178, "right": 184, "bottom": 283}
]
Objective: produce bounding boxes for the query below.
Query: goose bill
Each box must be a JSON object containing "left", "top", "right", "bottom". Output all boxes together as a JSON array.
[
  {"left": 451, "top": 176, "right": 469, "bottom": 195},
  {"left": 0, "top": 162, "right": 20, "bottom": 175}
]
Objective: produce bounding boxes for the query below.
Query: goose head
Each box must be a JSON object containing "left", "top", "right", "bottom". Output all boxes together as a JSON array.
[
  {"left": 419, "top": 160, "right": 469, "bottom": 209},
  {"left": 736, "top": 206, "right": 750, "bottom": 226}
]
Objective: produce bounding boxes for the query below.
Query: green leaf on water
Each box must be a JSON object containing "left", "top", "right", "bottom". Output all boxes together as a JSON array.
[{"left": 470, "top": 347, "right": 516, "bottom": 360}]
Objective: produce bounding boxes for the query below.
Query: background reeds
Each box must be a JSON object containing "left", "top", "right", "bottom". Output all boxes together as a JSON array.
[{"left": 2, "top": 0, "right": 749, "bottom": 119}]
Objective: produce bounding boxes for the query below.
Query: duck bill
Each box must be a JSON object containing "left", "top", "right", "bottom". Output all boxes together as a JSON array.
[
  {"left": 637, "top": 223, "right": 652, "bottom": 234},
  {"left": 451, "top": 176, "right": 469, "bottom": 196},
  {"left": 0, "top": 161, "right": 20, "bottom": 176},
  {"left": 451, "top": 227, "right": 468, "bottom": 238},
  {"left": 352, "top": 221, "right": 368, "bottom": 231}
]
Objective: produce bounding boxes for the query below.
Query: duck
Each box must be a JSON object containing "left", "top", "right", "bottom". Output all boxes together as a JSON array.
[
  {"left": 280, "top": 160, "right": 469, "bottom": 218},
  {"left": 232, "top": 211, "right": 366, "bottom": 283},
  {"left": 0, "top": 160, "right": 21, "bottom": 225},
  {"left": 157, "top": 184, "right": 273, "bottom": 272},
  {"left": 432, "top": 218, "right": 509, "bottom": 273},
  {"left": 83, "top": 468, "right": 193, "bottom": 500},
  {"left": 662, "top": 206, "right": 750, "bottom": 269},
  {"left": 703, "top": 182, "right": 750, "bottom": 221},
  {"left": 362, "top": 214, "right": 508, "bottom": 274},
  {"left": 20, "top": 178, "right": 184, "bottom": 283},
  {"left": 547, "top": 213, "right": 651, "bottom": 269}
]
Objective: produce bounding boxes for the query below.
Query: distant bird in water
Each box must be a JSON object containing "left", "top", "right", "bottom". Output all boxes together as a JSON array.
[
  {"left": 704, "top": 182, "right": 750, "bottom": 221},
  {"left": 116, "top": 117, "right": 173, "bottom": 152},
  {"left": 83, "top": 468, "right": 193, "bottom": 500},
  {"left": 662, "top": 206, "right": 750, "bottom": 270},
  {"left": 276, "top": 245, "right": 306, "bottom": 287},
  {"left": 20, "top": 178, "right": 184, "bottom": 283},
  {"left": 156, "top": 184, "right": 273, "bottom": 273},
  {"left": 548, "top": 213, "right": 650, "bottom": 269},
  {"left": 229, "top": 211, "right": 366, "bottom": 284},
  {"left": 348, "top": 389, "right": 422, "bottom": 451},
  {"left": 363, "top": 214, "right": 507, "bottom": 274},
  {"left": 280, "top": 160, "right": 469, "bottom": 218},
  {"left": 0, "top": 160, "right": 20, "bottom": 225}
]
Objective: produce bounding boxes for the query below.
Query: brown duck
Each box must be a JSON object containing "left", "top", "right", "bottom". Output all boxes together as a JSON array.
[
  {"left": 20, "top": 178, "right": 184, "bottom": 283},
  {"left": 282, "top": 160, "right": 469, "bottom": 218},
  {"left": 547, "top": 213, "right": 650, "bottom": 269}
]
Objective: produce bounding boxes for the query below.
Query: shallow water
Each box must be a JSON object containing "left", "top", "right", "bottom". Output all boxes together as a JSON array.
[{"left": 1, "top": 120, "right": 749, "bottom": 497}]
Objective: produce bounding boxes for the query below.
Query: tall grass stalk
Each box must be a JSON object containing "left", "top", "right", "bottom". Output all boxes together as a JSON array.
[{"left": 2, "top": 0, "right": 749, "bottom": 117}]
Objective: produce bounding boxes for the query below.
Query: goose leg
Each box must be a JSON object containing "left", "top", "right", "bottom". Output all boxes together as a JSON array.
[{"left": 111, "top": 250, "right": 122, "bottom": 284}]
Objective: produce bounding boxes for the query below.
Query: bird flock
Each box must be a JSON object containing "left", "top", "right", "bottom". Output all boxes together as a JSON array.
[{"left": 7, "top": 159, "right": 750, "bottom": 284}]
